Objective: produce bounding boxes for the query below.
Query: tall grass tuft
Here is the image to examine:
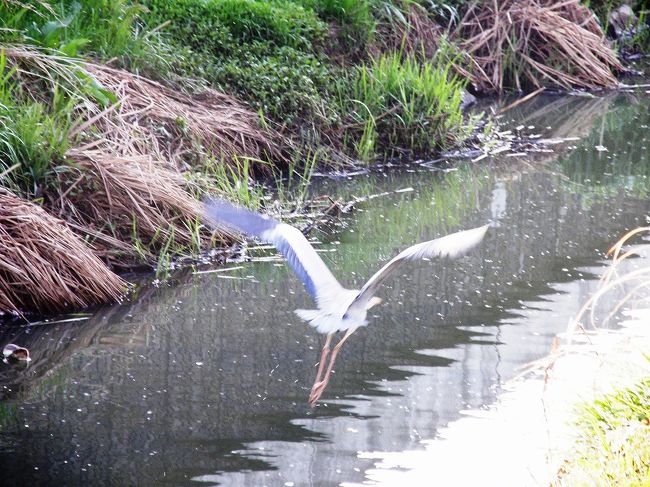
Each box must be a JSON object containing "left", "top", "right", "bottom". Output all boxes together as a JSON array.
[
  {"left": 0, "top": 50, "right": 75, "bottom": 197},
  {"left": 346, "top": 52, "right": 466, "bottom": 160}
]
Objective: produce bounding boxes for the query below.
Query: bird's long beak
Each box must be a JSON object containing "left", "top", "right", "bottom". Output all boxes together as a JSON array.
[{"left": 368, "top": 297, "right": 383, "bottom": 309}]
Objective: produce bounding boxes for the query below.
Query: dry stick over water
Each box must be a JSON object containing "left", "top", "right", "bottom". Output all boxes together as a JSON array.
[
  {"left": 0, "top": 189, "right": 125, "bottom": 314},
  {"left": 457, "top": 0, "right": 622, "bottom": 92}
]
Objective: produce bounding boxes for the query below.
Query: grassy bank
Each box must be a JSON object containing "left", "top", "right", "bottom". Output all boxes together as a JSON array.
[
  {"left": 0, "top": 0, "right": 645, "bottom": 315},
  {"left": 556, "top": 375, "right": 650, "bottom": 486}
]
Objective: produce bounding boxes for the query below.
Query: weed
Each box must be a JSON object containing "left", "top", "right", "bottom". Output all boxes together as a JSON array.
[
  {"left": 344, "top": 52, "right": 466, "bottom": 160},
  {"left": 1, "top": 0, "right": 144, "bottom": 58},
  {"left": 296, "top": 0, "right": 376, "bottom": 53},
  {"left": 557, "top": 376, "right": 650, "bottom": 486},
  {"left": 0, "top": 52, "right": 74, "bottom": 197},
  {"left": 144, "top": 0, "right": 326, "bottom": 52},
  {"left": 211, "top": 45, "right": 337, "bottom": 125}
]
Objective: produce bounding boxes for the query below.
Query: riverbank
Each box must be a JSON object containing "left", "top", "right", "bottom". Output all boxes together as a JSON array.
[{"left": 0, "top": 0, "right": 648, "bottom": 316}]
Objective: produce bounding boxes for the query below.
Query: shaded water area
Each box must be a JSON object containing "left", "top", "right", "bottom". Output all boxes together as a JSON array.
[{"left": 0, "top": 92, "right": 649, "bottom": 486}]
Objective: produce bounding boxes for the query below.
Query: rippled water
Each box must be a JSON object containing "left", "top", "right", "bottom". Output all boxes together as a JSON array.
[{"left": 0, "top": 93, "right": 648, "bottom": 486}]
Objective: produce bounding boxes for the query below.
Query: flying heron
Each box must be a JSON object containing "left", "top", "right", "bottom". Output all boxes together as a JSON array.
[{"left": 204, "top": 198, "right": 489, "bottom": 405}]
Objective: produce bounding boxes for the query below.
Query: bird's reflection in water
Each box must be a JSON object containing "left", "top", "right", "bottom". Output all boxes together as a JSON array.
[{"left": 204, "top": 198, "right": 490, "bottom": 406}]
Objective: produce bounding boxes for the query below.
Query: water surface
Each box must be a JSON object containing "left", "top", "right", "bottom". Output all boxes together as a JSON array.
[{"left": 0, "top": 92, "right": 648, "bottom": 486}]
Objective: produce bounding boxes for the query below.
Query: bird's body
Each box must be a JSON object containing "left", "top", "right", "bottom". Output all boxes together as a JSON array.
[
  {"left": 204, "top": 198, "right": 489, "bottom": 405},
  {"left": 295, "top": 289, "right": 380, "bottom": 334}
]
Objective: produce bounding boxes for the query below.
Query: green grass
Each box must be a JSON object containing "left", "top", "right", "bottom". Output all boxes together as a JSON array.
[
  {"left": 295, "top": 0, "right": 376, "bottom": 52},
  {"left": 140, "top": 0, "right": 337, "bottom": 125},
  {"left": 557, "top": 375, "right": 650, "bottom": 486},
  {"left": 209, "top": 45, "right": 337, "bottom": 125},
  {"left": 0, "top": 52, "right": 75, "bottom": 197},
  {"left": 144, "top": 0, "right": 326, "bottom": 53},
  {"left": 0, "top": 0, "right": 144, "bottom": 58},
  {"left": 344, "top": 52, "right": 467, "bottom": 160}
]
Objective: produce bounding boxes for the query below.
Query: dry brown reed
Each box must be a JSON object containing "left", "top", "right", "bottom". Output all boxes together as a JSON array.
[
  {"left": 56, "top": 148, "right": 224, "bottom": 264},
  {"left": 3, "top": 46, "right": 249, "bottom": 266},
  {"left": 3, "top": 45, "right": 282, "bottom": 170},
  {"left": 456, "top": 0, "right": 623, "bottom": 92},
  {"left": 81, "top": 62, "right": 282, "bottom": 171},
  {"left": 567, "top": 228, "right": 650, "bottom": 334},
  {"left": 373, "top": 4, "right": 442, "bottom": 59},
  {"left": 0, "top": 189, "right": 125, "bottom": 314}
]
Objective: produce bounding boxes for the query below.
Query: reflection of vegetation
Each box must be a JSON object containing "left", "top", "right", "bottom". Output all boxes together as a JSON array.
[
  {"left": 0, "top": 401, "right": 19, "bottom": 431},
  {"left": 511, "top": 94, "right": 614, "bottom": 140},
  {"left": 310, "top": 163, "right": 492, "bottom": 287},
  {"left": 554, "top": 95, "right": 650, "bottom": 199}
]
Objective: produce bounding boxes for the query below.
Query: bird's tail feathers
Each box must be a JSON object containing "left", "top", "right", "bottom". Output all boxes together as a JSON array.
[
  {"left": 295, "top": 309, "right": 321, "bottom": 322},
  {"left": 295, "top": 309, "right": 335, "bottom": 334}
]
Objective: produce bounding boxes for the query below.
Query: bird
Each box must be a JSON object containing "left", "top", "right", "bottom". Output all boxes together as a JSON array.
[
  {"left": 2, "top": 343, "right": 30, "bottom": 362},
  {"left": 204, "top": 198, "right": 489, "bottom": 405}
]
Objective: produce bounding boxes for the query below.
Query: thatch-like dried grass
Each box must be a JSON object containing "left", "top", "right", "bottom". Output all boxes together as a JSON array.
[
  {"left": 372, "top": 4, "right": 443, "bottom": 59},
  {"left": 0, "top": 189, "right": 125, "bottom": 314},
  {"left": 456, "top": 0, "right": 623, "bottom": 92},
  {"left": 81, "top": 63, "right": 282, "bottom": 171},
  {"left": 2, "top": 46, "right": 249, "bottom": 266},
  {"left": 55, "top": 148, "right": 226, "bottom": 264}
]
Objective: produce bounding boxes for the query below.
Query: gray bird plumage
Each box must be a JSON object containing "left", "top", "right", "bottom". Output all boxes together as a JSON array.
[{"left": 204, "top": 198, "right": 489, "bottom": 334}]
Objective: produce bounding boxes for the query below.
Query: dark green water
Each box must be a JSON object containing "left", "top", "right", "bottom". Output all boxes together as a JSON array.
[{"left": 0, "top": 92, "right": 648, "bottom": 486}]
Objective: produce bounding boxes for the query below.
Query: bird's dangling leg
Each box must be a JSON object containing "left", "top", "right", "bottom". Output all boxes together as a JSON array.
[
  {"left": 311, "top": 333, "right": 333, "bottom": 388},
  {"left": 309, "top": 327, "right": 357, "bottom": 407}
]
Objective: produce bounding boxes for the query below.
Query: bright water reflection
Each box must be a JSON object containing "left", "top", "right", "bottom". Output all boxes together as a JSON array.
[{"left": 0, "top": 93, "right": 648, "bottom": 486}]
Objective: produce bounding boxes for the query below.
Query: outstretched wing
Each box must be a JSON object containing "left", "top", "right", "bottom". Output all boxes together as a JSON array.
[
  {"left": 347, "top": 224, "right": 490, "bottom": 312},
  {"left": 203, "top": 198, "right": 343, "bottom": 306}
]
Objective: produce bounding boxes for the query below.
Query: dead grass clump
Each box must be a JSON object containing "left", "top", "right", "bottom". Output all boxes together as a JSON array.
[
  {"left": 56, "top": 148, "right": 223, "bottom": 265},
  {"left": 2, "top": 46, "right": 248, "bottom": 266},
  {"left": 372, "top": 4, "right": 443, "bottom": 59},
  {"left": 0, "top": 189, "right": 125, "bottom": 314},
  {"left": 82, "top": 62, "right": 282, "bottom": 171},
  {"left": 456, "top": 0, "right": 623, "bottom": 92}
]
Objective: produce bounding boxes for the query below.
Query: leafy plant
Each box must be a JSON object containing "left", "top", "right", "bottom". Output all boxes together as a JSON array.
[
  {"left": 344, "top": 52, "right": 466, "bottom": 160},
  {"left": 144, "top": 0, "right": 326, "bottom": 52},
  {"left": 212, "top": 45, "right": 337, "bottom": 125},
  {"left": 1, "top": 0, "right": 144, "bottom": 58}
]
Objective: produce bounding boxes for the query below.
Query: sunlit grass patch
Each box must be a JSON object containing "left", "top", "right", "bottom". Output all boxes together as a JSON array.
[{"left": 556, "top": 375, "right": 650, "bottom": 486}]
